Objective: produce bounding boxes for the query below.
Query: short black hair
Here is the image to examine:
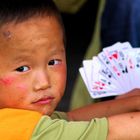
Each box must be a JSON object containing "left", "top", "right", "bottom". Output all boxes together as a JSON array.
[
  {"left": 0, "top": 0, "right": 62, "bottom": 23},
  {"left": 0, "top": 0, "right": 66, "bottom": 44}
]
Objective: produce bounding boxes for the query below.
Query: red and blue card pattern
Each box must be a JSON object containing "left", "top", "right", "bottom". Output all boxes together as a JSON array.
[{"left": 79, "top": 42, "right": 140, "bottom": 98}]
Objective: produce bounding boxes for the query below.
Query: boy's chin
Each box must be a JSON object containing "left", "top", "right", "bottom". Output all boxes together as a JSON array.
[{"left": 36, "top": 108, "right": 54, "bottom": 116}]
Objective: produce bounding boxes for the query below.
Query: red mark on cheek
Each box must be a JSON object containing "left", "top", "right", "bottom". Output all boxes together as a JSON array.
[{"left": 0, "top": 77, "right": 14, "bottom": 86}]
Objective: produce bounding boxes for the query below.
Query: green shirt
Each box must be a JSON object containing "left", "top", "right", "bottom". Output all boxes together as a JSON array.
[{"left": 31, "top": 111, "right": 108, "bottom": 140}]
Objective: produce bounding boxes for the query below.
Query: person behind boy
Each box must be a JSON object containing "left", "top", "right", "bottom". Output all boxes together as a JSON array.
[{"left": 1, "top": 0, "right": 140, "bottom": 139}]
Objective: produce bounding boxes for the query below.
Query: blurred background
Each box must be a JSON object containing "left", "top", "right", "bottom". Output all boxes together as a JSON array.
[
  {"left": 55, "top": 0, "right": 140, "bottom": 111},
  {"left": 56, "top": 0, "right": 99, "bottom": 111}
]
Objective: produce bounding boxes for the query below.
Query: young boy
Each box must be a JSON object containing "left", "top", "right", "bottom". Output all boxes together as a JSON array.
[{"left": 1, "top": 0, "right": 140, "bottom": 139}]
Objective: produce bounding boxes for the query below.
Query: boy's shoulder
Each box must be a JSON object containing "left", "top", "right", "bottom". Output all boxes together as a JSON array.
[
  {"left": 0, "top": 108, "right": 42, "bottom": 140},
  {"left": 0, "top": 109, "right": 68, "bottom": 140}
]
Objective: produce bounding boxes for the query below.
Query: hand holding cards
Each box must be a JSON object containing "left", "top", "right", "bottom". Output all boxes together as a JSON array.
[{"left": 79, "top": 42, "right": 140, "bottom": 98}]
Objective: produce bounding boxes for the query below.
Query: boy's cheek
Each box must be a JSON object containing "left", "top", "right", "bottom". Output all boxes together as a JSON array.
[
  {"left": 0, "top": 77, "right": 15, "bottom": 86},
  {"left": 0, "top": 76, "right": 28, "bottom": 92},
  {"left": 16, "top": 84, "right": 28, "bottom": 92}
]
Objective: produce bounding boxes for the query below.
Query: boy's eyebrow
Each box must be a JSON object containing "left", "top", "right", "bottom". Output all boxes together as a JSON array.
[
  {"left": 12, "top": 47, "right": 65, "bottom": 61},
  {"left": 10, "top": 48, "right": 35, "bottom": 61},
  {"left": 49, "top": 47, "right": 65, "bottom": 54},
  {"left": 12, "top": 55, "right": 32, "bottom": 63},
  {"left": 50, "top": 46, "right": 65, "bottom": 54}
]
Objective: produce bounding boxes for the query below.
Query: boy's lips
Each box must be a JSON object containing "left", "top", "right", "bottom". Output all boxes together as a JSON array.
[{"left": 32, "top": 96, "right": 54, "bottom": 105}]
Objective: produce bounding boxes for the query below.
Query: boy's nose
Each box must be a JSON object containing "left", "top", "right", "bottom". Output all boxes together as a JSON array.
[{"left": 33, "top": 71, "right": 51, "bottom": 91}]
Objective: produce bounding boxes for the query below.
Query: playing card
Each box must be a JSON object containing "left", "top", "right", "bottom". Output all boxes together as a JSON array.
[
  {"left": 79, "top": 67, "right": 91, "bottom": 92},
  {"left": 97, "top": 50, "right": 124, "bottom": 91},
  {"left": 79, "top": 67, "right": 120, "bottom": 98},
  {"left": 92, "top": 56, "right": 119, "bottom": 92},
  {"left": 79, "top": 42, "right": 140, "bottom": 98},
  {"left": 126, "top": 48, "right": 140, "bottom": 88},
  {"left": 79, "top": 67, "right": 107, "bottom": 98},
  {"left": 133, "top": 49, "right": 140, "bottom": 88},
  {"left": 102, "top": 42, "right": 132, "bottom": 92},
  {"left": 82, "top": 60, "right": 93, "bottom": 91},
  {"left": 82, "top": 59, "right": 111, "bottom": 93}
]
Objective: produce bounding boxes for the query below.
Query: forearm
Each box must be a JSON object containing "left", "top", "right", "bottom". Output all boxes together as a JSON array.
[
  {"left": 67, "top": 96, "right": 140, "bottom": 121},
  {"left": 107, "top": 112, "right": 140, "bottom": 140}
]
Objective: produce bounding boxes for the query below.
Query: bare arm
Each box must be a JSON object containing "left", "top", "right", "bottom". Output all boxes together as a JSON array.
[
  {"left": 67, "top": 89, "right": 140, "bottom": 121},
  {"left": 107, "top": 112, "right": 140, "bottom": 140}
]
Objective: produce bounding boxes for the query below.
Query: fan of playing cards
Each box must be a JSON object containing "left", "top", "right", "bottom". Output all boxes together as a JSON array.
[{"left": 79, "top": 42, "right": 140, "bottom": 99}]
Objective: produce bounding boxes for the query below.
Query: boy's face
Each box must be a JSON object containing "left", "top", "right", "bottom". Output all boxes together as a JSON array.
[{"left": 0, "top": 16, "right": 66, "bottom": 115}]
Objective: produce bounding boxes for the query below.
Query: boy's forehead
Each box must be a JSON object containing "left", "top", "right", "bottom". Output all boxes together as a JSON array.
[
  {"left": 1, "top": 16, "right": 62, "bottom": 36},
  {"left": 0, "top": 17, "right": 64, "bottom": 55},
  {"left": 0, "top": 16, "right": 63, "bottom": 46}
]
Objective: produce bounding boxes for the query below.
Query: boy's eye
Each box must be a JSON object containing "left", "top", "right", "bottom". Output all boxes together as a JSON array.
[
  {"left": 15, "top": 66, "right": 30, "bottom": 72},
  {"left": 48, "top": 59, "right": 61, "bottom": 65}
]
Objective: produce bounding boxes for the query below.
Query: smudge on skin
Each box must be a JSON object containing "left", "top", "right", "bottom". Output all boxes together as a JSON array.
[
  {"left": 0, "top": 77, "right": 14, "bottom": 86},
  {"left": 2, "top": 30, "right": 12, "bottom": 40}
]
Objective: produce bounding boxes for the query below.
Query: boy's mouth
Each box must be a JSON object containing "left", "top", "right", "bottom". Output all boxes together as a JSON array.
[{"left": 32, "top": 96, "right": 54, "bottom": 105}]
